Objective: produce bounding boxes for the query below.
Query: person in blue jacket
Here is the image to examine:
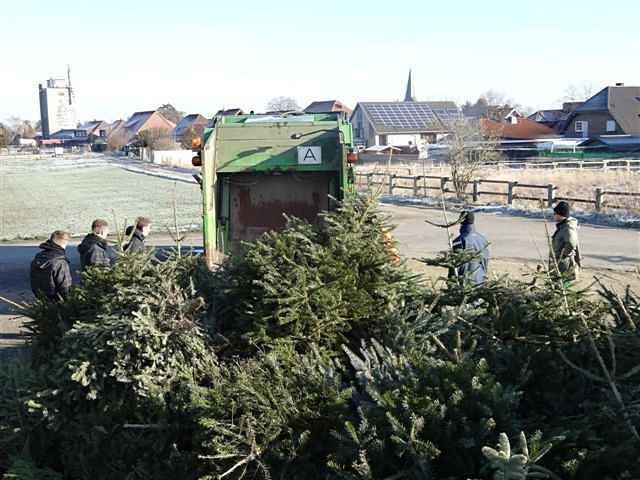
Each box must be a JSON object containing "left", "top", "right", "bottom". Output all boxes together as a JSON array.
[{"left": 452, "top": 211, "right": 489, "bottom": 285}]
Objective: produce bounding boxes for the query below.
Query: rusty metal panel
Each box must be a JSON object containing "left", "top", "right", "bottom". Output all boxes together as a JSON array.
[{"left": 228, "top": 172, "right": 332, "bottom": 244}]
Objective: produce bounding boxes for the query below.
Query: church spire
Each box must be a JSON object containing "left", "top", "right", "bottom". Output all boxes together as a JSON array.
[{"left": 404, "top": 69, "right": 415, "bottom": 102}]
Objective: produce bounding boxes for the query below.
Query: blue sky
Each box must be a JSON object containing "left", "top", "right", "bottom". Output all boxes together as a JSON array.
[{"left": 2, "top": 0, "right": 639, "bottom": 122}]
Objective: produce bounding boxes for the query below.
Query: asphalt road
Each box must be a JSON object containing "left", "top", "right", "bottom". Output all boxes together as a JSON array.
[
  {"left": 383, "top": 204, "right": 640, "bottom": 271},
  {"left": 1, "top": 204, "right": 638, "bottom": 354}
]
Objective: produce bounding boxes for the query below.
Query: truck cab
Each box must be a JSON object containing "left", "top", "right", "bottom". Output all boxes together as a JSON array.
[{"left": 195, "top": 112, "right": 356, "bottom": 265}]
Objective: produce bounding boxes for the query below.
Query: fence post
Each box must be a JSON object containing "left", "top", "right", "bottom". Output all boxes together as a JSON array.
[
  {"left": 440, "top": 177, "right": 448, "bottom": 194},
  {"left": 547, "top": 184, "right": 555, "bottom": 208},
  {"left": 472, "top": 180, "right": 479, "bottom": 202},
  {"left": 366, "top": 173, "right": 373, "bottom": 189},
  {"left": 626, "top": 160, "right": 631, "bottom": 172},
  {"left": 388, "top": 174, "right": 395, "bottom": 195},
  {"left": 413, "top": 176, "right": 420, "bottom": 197},
  {"left": 595, "top": 188, "right": 604, "bottom": 211},
  {"left": 507, "top": 182, "right": 517, "bottom": 206}
]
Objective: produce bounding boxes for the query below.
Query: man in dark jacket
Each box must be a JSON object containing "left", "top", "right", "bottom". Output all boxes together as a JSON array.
[
  {"left": 78, "top": 219, "right": 112, "bottom": 270},
  {"left": 452, "top": 211, "right": 490, "bottom": 285},
  {"left": 124, "top": 217, "right": 152, "bottom": 254},
  {"left": 30, "top": 230, "right": 73, "bottom": 300}
]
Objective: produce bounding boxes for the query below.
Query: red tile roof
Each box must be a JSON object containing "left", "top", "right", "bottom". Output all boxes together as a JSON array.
[{"left": 481, "top": 117, "right": 556, "bottom": 140}]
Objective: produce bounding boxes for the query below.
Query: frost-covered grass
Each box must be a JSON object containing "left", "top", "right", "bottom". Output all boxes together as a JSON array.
[{"left": 0, "top": 156, "right": 202, "bottom": 241}]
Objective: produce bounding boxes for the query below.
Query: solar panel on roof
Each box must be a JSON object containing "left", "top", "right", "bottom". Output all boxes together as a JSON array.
[{"left": 365, "top": 103, "right": 443, "bottom": 130}]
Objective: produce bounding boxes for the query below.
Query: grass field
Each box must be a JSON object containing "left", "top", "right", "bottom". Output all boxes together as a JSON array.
[{"left": 0, "top": 156, "right": 202, "bottom": 241}]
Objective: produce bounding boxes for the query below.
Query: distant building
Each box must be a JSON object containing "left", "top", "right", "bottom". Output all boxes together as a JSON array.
[
  {"left": 48, "top": 128, "right": 90, "bottom": 147},
  {"left": 351, "top": 71, "right": 460, "bottom": 147},
  {"left": 109, "top": 110, "right": 176, "bottom": 145},
  {"left": 38, "top": 67, "right": 77, "bottom": 139},
  {"left": 563, "top": 84, "right": 640, "bottom": 138},
  {"left": 304, "top": 100, "right": 352, "bottom": 116},
  {"left": 351, "top": 101, "right": 461, "bottom": 147},
  {"left": 404, "top": 69, "right": 415, "bottom": 102},
  {"left": 528, "top": 102, "right": 583, "bottom": 133},
  {"left": 79, "top": 120, "right": 110, "bottom": 138},
  {"left": 480, "top": 117, "right": 556, "bottom": 140},
  {"left": 215, "top": 108, "right": 244, "bottom": 116},
  {"left": 172, "top": 114, "right": 208, "bottom": 144}
]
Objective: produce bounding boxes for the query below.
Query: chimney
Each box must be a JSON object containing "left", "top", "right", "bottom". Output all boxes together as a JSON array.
[{"left": 615, "top": 82, "right": 624, "bottom": 86}]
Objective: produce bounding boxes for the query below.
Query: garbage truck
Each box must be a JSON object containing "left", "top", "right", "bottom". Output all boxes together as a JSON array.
[{"left": 192, "top": 112, "right": 357, "bottom": 267}]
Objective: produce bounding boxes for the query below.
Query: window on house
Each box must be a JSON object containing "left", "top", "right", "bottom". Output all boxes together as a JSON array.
[
  {"left": 606, "top": 120, "right": 616, "bottom": 133},
  {"left": 575, "top": 121, "right": 586, "bottom": 133}
]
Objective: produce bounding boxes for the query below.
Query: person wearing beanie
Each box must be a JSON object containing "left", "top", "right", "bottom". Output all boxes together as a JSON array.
[
  {"left": 550, "top": 201, "right": 581, "bottom": 282},
  {"left": 451, "top": 210, "right": 489, "bottom": 285}
]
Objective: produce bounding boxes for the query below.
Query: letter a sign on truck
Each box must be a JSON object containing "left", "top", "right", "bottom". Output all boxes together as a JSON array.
[{"left": 297, "top": 146, "right": 322, "bottom": 165}]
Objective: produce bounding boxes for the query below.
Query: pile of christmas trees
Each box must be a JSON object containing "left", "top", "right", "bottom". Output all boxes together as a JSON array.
[{"left": 1, "top": 195, "right": 639, "bottom": 480}]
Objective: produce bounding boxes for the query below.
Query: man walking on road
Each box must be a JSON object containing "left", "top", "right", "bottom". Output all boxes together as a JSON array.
[
  {"left": 124, "top": 217, "right": 152, "bottom": 254},
  {"left": 30, "top": 230, "right": 73, "bottom": 301},
  {"left": 78, "top": 219, "right": 112, "bottom": 270},
  {"left": 550, "top": 201, "right": 581, "bottom": 283},
  {"left": 452, "top": 211, "right": 490, "bottom": 285}
]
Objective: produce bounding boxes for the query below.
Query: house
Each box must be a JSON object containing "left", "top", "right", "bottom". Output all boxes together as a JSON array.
[
  {"left": 109, "top": 119, "right": 124, "bottom": 132},
  {"left": 109, "top": 110, "right": 176, "bottom": 145},
  {"left": 563, "top": 84, "right": 640, "bottom": 138},
  {"left": 351, "top": 101, "right": 461, "bottom": 147},
  {"left": 529, "top": 102, "right": 584, "bottom": 133},
  {"left": 49, "top": 128, "right": 90, "bottom": 146},
  {"left": 304, "top": 100, "right": 352, "bottom": 116},
  {"left": 351, "top": 68, "right": 461, "bottom": 147},
  {"left": 480, "top": 117, "right": 556, "bottom": 140},
  {"left": 79, "top": 120, "right": 110, "bottom": 139},
  {"left": 172, "top": 114, "right": 208, "bottom": 144},
  {"left": 215, "top": 108, "right": 244, "bottom": 117},
  {"left": 529, "top": 109, "right": 565, "bottom": 128}
]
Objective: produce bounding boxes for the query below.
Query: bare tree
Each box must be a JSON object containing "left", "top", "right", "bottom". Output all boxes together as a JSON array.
[
  {"left": 136, "top": 128, "right": 177, "bottom": 151},
  {"left": 561, "top": 82, "right": 594, "bottom": 102},
  {"left": 464, "top": 92, "right": 531, "bottom": 119},
  {"left": 6, "top": 117, "right": 36, "bottom": 139},
  {"left": 157, "top": 104, "right": 185, "bottom": 125},
  {"left": 0, "top": 123, "right": 12, "bottom": 148},
  {"left": 266, "top": 96, "right": 301, "bottom": 112},
  {"left": 480, "top": 89, "right": 510, "bottom": 107},
  {"left": 445, "top": 119, "right": 502, "bottom": 199}
]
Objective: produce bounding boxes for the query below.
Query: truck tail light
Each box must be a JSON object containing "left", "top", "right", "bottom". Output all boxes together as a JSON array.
[{"left": 347, "top": 151, "right": 358, "bottom": 164}]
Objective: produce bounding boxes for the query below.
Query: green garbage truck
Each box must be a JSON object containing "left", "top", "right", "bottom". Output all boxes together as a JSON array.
[{"left": 193, "top": 112, "right": 357, "bottom": 267}]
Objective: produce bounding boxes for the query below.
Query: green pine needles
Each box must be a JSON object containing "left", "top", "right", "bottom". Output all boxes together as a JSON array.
[{"left": 1, "top": 195, "right": 639, "bottom": 480}]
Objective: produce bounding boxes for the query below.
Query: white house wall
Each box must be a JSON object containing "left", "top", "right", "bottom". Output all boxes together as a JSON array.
[{"left": 386, "top": 134, "right": 421, "bottom": 146}]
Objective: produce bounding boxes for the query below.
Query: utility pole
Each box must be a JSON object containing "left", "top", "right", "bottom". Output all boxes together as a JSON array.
[{"left": 67, "top": 64, "right": 73, "bottom": 105}]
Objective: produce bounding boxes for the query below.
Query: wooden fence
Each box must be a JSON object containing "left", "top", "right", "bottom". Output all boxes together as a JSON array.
[
  {"left": 354, "top": 172, "right": 640, "bottom": 211},
  {"left": 358, "top": 156, "right": 640, "bottom": 172},
  {"left": 481, "top": 158, "right": 640, "bottom": 171}
]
